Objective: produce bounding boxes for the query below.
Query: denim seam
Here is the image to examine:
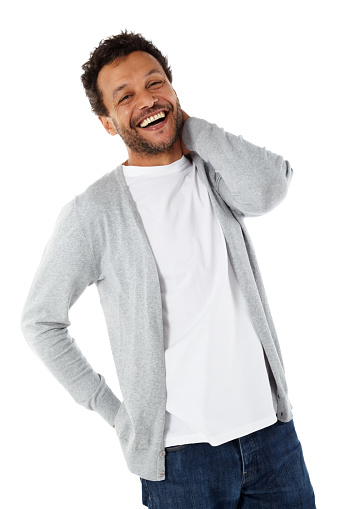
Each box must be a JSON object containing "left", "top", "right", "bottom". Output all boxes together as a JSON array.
[
  {"left": 243, "top": 436, "right": 257, "bottom": 485},
  {"left": 241, "top": 436, "right": 258, "bottom": 486},
  {"left": 144, "top": 479, "right": 152, "bottom": 501}
]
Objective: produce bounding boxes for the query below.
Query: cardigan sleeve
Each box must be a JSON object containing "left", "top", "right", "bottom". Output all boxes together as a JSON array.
[
  {"left": 182, "top": 117, "right": 293, "bottom": 217},
  {"left": 21, "top": 199, "right": 121, "bottom": 426}
]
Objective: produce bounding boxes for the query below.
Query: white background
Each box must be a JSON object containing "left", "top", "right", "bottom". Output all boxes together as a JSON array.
[{"left": 1, "top": 0, "right": 338, "bottom": 507}]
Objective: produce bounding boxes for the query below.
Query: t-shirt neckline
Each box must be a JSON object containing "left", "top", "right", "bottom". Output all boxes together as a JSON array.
[{"left": 122, "top": 155, "right": 191, "bottom": 178}]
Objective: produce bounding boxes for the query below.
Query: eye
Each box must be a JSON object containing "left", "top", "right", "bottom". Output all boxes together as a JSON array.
[
  {"left": 149, "top": 81, "right": 163, "bottom": 87},
  {"left": 119, "top": 94, "right": 131, "bottom": 104}
]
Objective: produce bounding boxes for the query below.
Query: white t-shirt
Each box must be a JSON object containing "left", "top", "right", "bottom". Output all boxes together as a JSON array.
[{"left": 123, "top": 155, "right": 277, "bottom": 447}]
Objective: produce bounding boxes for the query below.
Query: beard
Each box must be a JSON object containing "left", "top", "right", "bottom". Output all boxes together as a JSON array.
[{"left": 111, "top": 98, "right": 183, "bottom": 156}]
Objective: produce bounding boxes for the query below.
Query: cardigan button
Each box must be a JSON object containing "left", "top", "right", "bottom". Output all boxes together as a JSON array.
[
  {"left": 160, "top": 451, "right": 166, "bottom": 457},
  {"left": 159, "top": 470, "right": 165, "bottom": 477}
]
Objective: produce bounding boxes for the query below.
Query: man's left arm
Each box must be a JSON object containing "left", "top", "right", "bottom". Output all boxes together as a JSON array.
[{"left": 182, "top": 116, "right": 293, "bottom": 217}]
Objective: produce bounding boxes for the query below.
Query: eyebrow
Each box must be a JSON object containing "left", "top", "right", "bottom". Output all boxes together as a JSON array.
[{"left": 112, "top": 69, "right": 165, "bottom": 99}]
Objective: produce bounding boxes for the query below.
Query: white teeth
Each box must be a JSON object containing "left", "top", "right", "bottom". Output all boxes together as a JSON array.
[{"left": 139, "top": 111, "right": 166, "bottom": 128}]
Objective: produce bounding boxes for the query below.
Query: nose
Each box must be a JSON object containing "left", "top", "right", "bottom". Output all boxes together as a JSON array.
[{"left": 136, "top": 89, "right": 158, "bottom": 110}]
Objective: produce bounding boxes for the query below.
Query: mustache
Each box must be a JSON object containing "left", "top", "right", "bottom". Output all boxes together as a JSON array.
[{"left": 132, "top": 103, "right": 173, "bottom": 128}]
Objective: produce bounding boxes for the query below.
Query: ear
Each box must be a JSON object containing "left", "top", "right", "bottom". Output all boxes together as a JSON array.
[{"left": 98, "top": 116, "right": 118, "bottom": 136}]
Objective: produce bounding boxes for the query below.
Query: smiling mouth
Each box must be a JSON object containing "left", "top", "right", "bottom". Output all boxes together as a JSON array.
[{"left": 138, "top": 111, "right": 168, "bottom": 128}]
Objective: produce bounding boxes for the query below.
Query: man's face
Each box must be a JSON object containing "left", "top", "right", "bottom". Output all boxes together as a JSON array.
[{"left": 97, "top": 51, "right": 183, "bottom": 166}]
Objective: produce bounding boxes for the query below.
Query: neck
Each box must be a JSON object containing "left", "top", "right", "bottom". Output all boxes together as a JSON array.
[{"left": 125, "top": 141, "right": 183, "bottom": 167}]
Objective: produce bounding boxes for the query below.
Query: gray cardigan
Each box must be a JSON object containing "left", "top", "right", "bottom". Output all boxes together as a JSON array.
[{"left": 21, "top": 117, "right": 294, "bottom": 481}]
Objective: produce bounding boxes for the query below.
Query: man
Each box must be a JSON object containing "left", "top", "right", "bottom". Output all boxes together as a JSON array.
[{"left": 21, "top": 31, "right": 316, "bottom": 507}]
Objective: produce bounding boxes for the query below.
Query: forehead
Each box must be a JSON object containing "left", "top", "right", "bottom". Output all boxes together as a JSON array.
[{"left": 97, "top": 51, "right": 165, "bottom": 93}]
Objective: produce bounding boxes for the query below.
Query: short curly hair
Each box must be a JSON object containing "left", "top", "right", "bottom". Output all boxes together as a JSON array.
[{"left": 81, "top": 30, "right": 173, "bottom": 117}]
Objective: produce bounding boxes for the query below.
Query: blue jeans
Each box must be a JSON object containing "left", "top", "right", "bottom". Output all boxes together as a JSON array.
[{"left": 140, "top": 419, "right": 316, "bottom": 508}]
